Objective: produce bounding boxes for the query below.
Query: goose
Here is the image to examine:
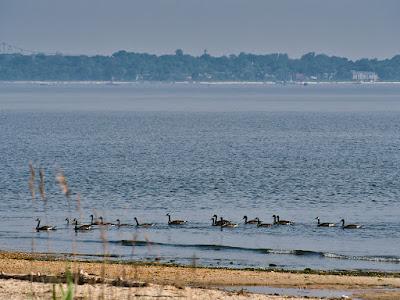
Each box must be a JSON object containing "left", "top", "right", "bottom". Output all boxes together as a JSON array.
[
  {"left": 220, "top": 217, "right": 238, "bottom": 228},
  {"left": 99, "top": 216, "right": 114, "bottom": 226},
  {"left": 134, "top": 217, "right": 154, "bottom": 228},
  {"left": 315, "top": 217, "right": 336, "bottom": 227},
  {"left": 74, "top": 219, "right": 92, "bottom": 231},
  {"left": 35, "top": 218, "right": 56, "bottom": 231},
  {"left": 273, "top": 215, "right": 294, "bottom": 225},
  {"left": 341, "top": 219, "right": 362, "bottom": 229},
  {"left": 166, "top": 213, "right": 186, "bottom": 225},
  {"left": 256, "top": 218, "right": 272, "bottom": 227},
  {"left": 213, "top": 214, "right": 232, "bottom": 224},
  {"left": 211, "top": 215, "right": 229, "bottom": 226},
  {"left": 115, "top": 219, "right": 131, "bottom": 227},
  {"left": 90, "top": 214, "right": 102, "bottom": 225},
  {"left": 243, "top": 216, "right": 259, "bottom": 224}
]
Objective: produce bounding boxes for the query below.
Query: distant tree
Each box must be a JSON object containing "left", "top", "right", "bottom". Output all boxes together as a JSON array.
[
  {"left": 0, "top": 51, "right": 398, "bottom": 81},
  {"left": 175, "top": 49, "right": 184, "bottom": 56}
]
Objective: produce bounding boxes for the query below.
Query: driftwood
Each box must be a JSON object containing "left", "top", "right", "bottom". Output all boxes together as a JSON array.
[{"left": 0, "top": 270, "right": 148, "bottom": 287}]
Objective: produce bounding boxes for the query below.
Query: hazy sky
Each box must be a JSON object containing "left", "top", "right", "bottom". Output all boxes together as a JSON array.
[{"left": 1, "top": 0, "right": 399, "bottom": 59}]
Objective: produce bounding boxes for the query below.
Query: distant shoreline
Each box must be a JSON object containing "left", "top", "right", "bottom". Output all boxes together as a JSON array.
[{"left": 1, "top": 80, "right": 400, "bottom": 86}]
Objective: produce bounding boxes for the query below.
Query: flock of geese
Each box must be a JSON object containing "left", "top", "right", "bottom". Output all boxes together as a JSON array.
[{"left": 35, "top": 214, "right": 362, "bottom": 232}]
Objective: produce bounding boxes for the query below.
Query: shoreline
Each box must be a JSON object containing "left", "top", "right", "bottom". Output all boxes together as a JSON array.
[
  {"left": 1, "top": 251, "right": 400, "bottom": 299},
  {"left": 2, "top": 250, "right": 400, "bottom": 279},
  {"left": 1, "top": 80, "right": 400, "bottom": 85}
]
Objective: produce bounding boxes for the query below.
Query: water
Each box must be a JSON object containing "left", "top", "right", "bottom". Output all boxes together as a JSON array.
[{"left": 1, "top": 82, "right": 400, "bottom": 271}]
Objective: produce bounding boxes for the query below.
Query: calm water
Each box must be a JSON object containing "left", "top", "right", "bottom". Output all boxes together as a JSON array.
[{"left": 1, "top": 82, "right": 400, "bottom": 271}]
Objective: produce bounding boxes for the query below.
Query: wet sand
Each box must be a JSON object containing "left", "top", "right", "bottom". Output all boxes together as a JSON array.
[{"left": 0, "top": 251, "right": 400, "bottom": 299}]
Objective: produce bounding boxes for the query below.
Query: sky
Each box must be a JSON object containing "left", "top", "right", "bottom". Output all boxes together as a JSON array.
[{"left": 0, "top": 0, "right": 399, "bottom": 59}]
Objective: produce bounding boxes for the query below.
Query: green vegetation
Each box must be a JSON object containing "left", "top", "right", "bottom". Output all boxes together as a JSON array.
[
  {"left": 52, "top": 268, "right": 74, "bottom": 300},
  {"left": 1, "top": 50, "right": 400, "bottom": 81}
]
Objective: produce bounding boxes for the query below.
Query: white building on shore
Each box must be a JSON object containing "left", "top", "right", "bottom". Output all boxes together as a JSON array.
[{"left": 351, "top": 71, "right": 379, "bottom": 82}]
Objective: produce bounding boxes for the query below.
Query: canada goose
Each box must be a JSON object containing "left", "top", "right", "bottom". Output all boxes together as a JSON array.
[
  {"left": 273, "top": 215, "right": 294, "bottom": 225},
  {"left": 256, "top": 218, "right": 272, "bottom": 227},
  {"left": 315, "top": 217, "right": 336, "bottom": 227},
  {"left": 243, "top": 216, "right": 258, "bottom": 224},
  {"left": 115, "top": 219, "right": 130, "bottom": 227},
  {"left": 341, "top": 219, "right": 362, "bottom": 229},
  {"left": 99, "top": 216, "right": 114, "bottom": 226},
  {"left": 211, "top": 215, "right": 229, "bottom": 226},
  {"left": 213, "top": 214, "right": 232, "bottom": 224},
  {"left": 166, "top": 213, "right": 186, "bottom": 225},
  {"left": 74, "top": 219, "right": 92, "bottom": 231},
  {"left": 220, "top": 217, "right": 238, "bottom": 228},
  {"left": 134, "top": 217, "right": 154, "bottom": 228},
  {"left": 90, "top": 214, "right": 102, "bottom": 225},
  {"left": 35, "top": 218, "right": 56, "bottom": 231}
]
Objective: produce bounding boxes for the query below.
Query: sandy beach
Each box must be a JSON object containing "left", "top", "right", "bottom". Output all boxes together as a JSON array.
[{"left": 0, "top": 251, "right": 399, "bottom": 299}]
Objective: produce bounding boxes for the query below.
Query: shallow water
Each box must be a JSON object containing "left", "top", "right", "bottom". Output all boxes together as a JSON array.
[{"left": 1, "top": 82, "right": 400, "bottom": 271}]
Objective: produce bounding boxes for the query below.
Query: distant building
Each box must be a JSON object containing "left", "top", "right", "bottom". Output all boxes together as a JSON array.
[{"left": 352, "top": 71, "right": 379, "bottom": 82}]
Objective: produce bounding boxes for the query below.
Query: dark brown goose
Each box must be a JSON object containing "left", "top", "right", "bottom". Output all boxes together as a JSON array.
[
  {"left": 256, "top": 218, "right": 272, "bottom": 227},
  {"left": 35, "top": 218, "right": 56, "bottom": 231},
  {"left": 166, "top": 213, "right": 186, "bottom": 225},
  {"left": 341, "top": 219, "right": 362, "bottom": 229},
  {"left": 243, "top": 216, "right": 258, "bottom": 224},
  {"left": 213, "top": 214, "right": 232, "bottom": 224},
  {"left": 134, "top": 217, "right": 154, "bottom": 228},
  {"left": 273, "top": 215, "right": 294, "bottom": 225},
  {"left": 220, "top": 217, "right": 238, "bottom": 228},
  {"left": 74, "top": 219, "right": 92, "bottom": 231},
  {"left": 315, "top": 217, "right": 336, "bottom": 227},
  {"left": 211, "top": 215, "right": 229, "bottom": 226}
]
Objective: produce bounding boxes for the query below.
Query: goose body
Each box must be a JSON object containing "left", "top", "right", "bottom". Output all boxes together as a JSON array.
[
  {"left": 74, "top": 219, "right": 91, "bottom": 231},
  {"left": 213, "top": 214, "right": 232, "bottom": 224},
  {"left": 35, "top": 218, "right": 56, "bottom": 231},
  {"left": 220, "top": 217, "right": 238, "bottom": 228},
  {"left": 211, "top": 215, "right": 229, "bottom": 226},
  {"left": 256, "top": 218, "right": 272, "bottom": 227},
  {"left": 166, "top": 213, "right": 186, "bottom": 225},
  {"left": 243, "top": 216, "right": 258, "bottom": 224},
  {"left": 134, "top": 217, "right": 154, "bottom": 228},
  {"left": 315, "top": 217, "right": 336, "bottom": 227},
  {"left": 341, "top": 219, "right": 362, "bottom": 229},
  {"left": 273, "top": 215, "right": 293, "bottom": 225}
]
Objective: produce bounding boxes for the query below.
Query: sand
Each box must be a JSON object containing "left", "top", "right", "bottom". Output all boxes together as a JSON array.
[{"left": 0, "top": 251, "right": 399, "bottom": 299}]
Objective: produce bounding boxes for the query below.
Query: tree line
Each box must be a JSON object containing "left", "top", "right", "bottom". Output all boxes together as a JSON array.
[{"left": 0, "top": 50, "right": 399, "bottom": 81}]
